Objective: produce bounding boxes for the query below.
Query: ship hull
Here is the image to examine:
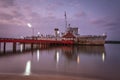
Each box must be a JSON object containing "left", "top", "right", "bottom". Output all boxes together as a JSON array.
[
  {"left": 75, "top": 36, "right": 107, "bottom": 46},
  {"left": 77, "top": 40, "right": 105, "bottom": 46}
]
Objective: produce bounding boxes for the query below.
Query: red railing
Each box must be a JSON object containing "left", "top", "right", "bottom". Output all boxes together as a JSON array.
[{"left": 0, "top": 38, "right": 74, "bottom": 45}]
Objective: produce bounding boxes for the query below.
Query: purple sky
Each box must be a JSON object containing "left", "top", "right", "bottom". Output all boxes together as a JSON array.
[{"left": 0, "top": 0, "right": 120, "bottom": 40}]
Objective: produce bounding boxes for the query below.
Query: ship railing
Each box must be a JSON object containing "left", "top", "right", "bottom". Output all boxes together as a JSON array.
[{"left": 37, "top": 37, "right": 62, "bottom": 41}]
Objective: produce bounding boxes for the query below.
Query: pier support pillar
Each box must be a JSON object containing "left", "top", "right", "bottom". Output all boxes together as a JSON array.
[
  {"left": 23, "top": 43, "right": 25, "bottom": 51},
  {"left": 31, "top": 43, "right": 33, "bottom": 50},
  {"left": 3, "top": 42, "right": 6, "bottom": 53},
  {"left": 13, "top": 42, "right": 16, "bottom": 53},
  {"left": 0, "top": 43, "right": 1, "bottom": 52}
]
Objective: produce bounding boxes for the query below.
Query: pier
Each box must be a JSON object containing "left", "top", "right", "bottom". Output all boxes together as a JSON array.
[{"left": 0, "top": 37, "right": 74, "bottom": 53}]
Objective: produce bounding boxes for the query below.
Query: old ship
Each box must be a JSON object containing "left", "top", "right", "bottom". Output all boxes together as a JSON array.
[
  {"left": 60, "top": 12, "right": 107, "bottom": 46},
  {"left": 61, "top": 26, "right": 107, "bottom": 46}
]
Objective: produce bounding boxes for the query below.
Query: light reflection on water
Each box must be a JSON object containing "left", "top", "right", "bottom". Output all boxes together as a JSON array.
[
  {"left": 37, "top": 49, "right": 40, "bottom": 62},
  {"left": 24, "top": 60, "right": 31, "bottom": 76},
  {"left": 0, "top": 44, "right": 120, "bottom": 80},
  {"left": 102, "top": 52, "right": 105, "bottom": 62}
]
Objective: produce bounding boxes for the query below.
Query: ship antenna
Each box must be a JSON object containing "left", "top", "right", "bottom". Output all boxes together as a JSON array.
[{"left": 64, "top": 11, "right": 68, "bottom": 30}]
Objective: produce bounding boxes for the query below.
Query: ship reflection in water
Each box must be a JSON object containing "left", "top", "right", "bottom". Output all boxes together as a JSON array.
[
  {"left": 60, "top": 46, "right": 106, "bottom": 63},
  {"left": 0, "top": 44, "right": 120, "bottom": 80}
]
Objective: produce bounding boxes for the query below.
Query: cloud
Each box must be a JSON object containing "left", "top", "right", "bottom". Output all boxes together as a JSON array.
[
  {"left": 0, "top": 13, "right": 13, "bottom": 20},
  {"left": 0, "top": 0, "right": 64, "bottom": 37},
  {"left": 105, "top": 22, "right": 119, "bottom": 26},
  {"left": 0, "top": 6, "right": 28, "bottom": 25},
  {"left": 0, "top": 0, "right": 15, "bottom": 7},
  {"left": 0, "top": 1, "right": 40, "bottom": 27},
  {"left": 45, "top": 2, "right": 64, "bottom": 11},
  {"left": 0, "top": 0, "right": 26, "bottom": 26},
  {"left": 74, "top": 11, "right": 86, "bottom": 18},
  {"left": 104, "top": 21, "right": 120, "bottom": 31},
  {"left": 90, "top": 18, "right": 106, "bottom": 24},
  {"left": 89, "top": 16, "right": 120, "bottom": 31},
  {"left": 104, "top": 16, "right": 120, "bottom": 27}
]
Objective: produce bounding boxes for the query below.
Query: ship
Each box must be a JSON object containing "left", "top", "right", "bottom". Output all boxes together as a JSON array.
[
  {"left": 61, "top": 26, "right": 107, "bottom": 46},
  {"left": 60, "top": 12, "right": 107, "bottom": 46}
]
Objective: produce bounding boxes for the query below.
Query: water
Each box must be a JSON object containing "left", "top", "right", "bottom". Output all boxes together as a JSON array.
[{"left": 0, "top": 44, "right": 120, "bottom": 80}]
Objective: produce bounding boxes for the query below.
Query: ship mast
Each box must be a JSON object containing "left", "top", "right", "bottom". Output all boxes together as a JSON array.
[{"left": 64, "top": 11, "right": 68, "bottom": 31}]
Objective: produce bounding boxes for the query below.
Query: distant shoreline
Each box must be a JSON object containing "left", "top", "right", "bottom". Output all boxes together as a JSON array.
[{"left": 105, "top": 41, "right": 120, "bottom": 44}]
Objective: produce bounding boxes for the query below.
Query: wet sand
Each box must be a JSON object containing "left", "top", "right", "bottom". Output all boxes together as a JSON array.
[{"left": 0, "top": 74, "right": 101, "bottom": 80}]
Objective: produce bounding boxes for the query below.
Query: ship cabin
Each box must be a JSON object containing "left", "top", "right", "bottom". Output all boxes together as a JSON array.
[
  {"left": 62, "top": 31, "right": 76, "bottom": 40},
  {"left": 62, "top": 26, "right": 79, "bottom": 41}
]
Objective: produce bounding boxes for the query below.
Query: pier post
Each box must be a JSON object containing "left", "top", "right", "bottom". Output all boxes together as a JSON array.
[
  {"left": 0, "top": 43, "right": 1, "bottom": 52},
  {"left": 31, "top": 43, "right": 33, "bottom": 50},
  {"left": 13, "top": 42, "right": 16, "bottom": 53},
  {"left": 23, "top": 43, "right": 25, "bottom": 51},
  {"left": 3, "top": 42, "right": 6, "bottom": 53}
]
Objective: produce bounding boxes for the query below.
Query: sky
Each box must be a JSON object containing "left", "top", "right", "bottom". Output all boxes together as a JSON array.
[{"left": 0, "top": 0, "right": 120, "bottom": 40}]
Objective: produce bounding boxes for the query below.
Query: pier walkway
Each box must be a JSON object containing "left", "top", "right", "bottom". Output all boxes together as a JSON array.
[
  {"left": 0, "top": 38, "right": 74, "bottom": 53},
  {"left": 0, "top": 38, "right": 73, "bottom": 44}
]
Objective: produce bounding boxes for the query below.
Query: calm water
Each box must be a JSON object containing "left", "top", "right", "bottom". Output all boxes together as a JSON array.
[{"left": 0, "top": 44, "right": 120, "bottom": 80}]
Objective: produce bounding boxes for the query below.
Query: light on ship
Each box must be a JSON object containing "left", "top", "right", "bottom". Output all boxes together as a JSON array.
[{"left": 37, "top": 32, "right": 40, "bottom": 35}]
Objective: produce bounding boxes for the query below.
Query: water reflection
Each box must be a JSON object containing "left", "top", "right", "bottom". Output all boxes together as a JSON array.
[
  {"left": 0, "top": 44, "right": 120, "bottom": 80},
  {"left": 61, "top": 46, "right": 77, "bottom": 61},
  {"left": 24, "top": 60, "right": 31, "bottom": 76},
  {"left": 56, "top": 51, "right": 60, "bottom": 64},
  {"left": 77, "top": 55, "right": 80, "bottom": 64},
  {"left": 0, "top": 45, "right": 107, "bottom": 78},
  {"left": 77, "top": 46, "right": 105, "bottom": 54},
  {"left": 61, "top": 46, "right": 106, "bottom": 63},
  {"left": 0, "top": 45, "right": 106, "bottom": 63},
  {"left": 102, "top": 52, "right": 105, "bottom": 62},
  {"left": 37, "top": 49, "right": 40, "bottom": 62}
]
